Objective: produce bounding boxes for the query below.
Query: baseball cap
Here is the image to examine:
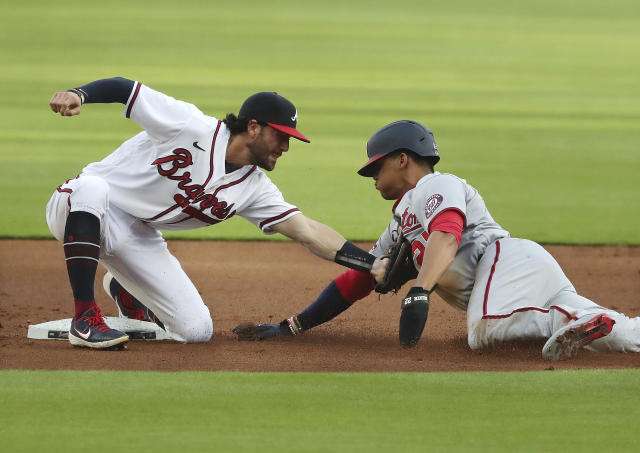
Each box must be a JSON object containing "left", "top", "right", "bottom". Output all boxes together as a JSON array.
[
  {"left": 357, "top": 120, "right": 439, "bottom": 176},
  {"left": 238, "top": 92, "right": 310, "bottom": 143}
]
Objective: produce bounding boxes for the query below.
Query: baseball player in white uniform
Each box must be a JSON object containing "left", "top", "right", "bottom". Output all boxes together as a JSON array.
[
  {"left": 233, "top": 120, "right": 640, "bottom": 361},
  {"left": 47, "top": 78, "right": 386, "bottom": 350}
]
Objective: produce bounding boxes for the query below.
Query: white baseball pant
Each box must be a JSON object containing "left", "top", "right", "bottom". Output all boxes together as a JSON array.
[
  {"left": 46, "top": 175, "right": 213, "bottom": 343},
  {"left": 467, "top": 238, "right": 640, "bottom": 352}
]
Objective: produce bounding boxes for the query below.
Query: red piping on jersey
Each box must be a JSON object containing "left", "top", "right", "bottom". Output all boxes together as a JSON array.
[
  {"left": 480, "top": 240, "right": 576, "bottom": 322},
  {"left": 391, "top": 185, "right": 416, "bottom": 213},
  {"left": 202, "top": 121, "right": 222, "bottom": 188},
  {"left": 56, "top": 177, "right": 77, "bottom": 194},
  {"left": 125, "top": 82, "right": 142, "bottom": 119},
  {"left": 259, "top": 208, "right": 300, "bottom": 229},
  {"left": 211, "top": 165, "right": 256, "bottom": 197},
  {"left": 147, "top": 202, "right": 180, "bottom": 221}
]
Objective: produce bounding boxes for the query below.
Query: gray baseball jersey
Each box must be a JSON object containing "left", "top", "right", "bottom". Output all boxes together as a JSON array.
[{"left": 371, "top": 172, "right": 509, "bottom": 310}]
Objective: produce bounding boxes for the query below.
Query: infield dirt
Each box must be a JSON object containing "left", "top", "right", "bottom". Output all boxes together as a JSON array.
[{"left": 1, "top": 240, "right": 639, "bottom": 372}]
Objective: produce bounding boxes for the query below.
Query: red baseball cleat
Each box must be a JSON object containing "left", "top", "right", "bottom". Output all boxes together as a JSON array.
[{"left": 542, "top": 313, "right": 615, "bottom": 361}]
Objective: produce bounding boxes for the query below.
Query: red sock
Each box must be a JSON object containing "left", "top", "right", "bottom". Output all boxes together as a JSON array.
[{"left": 74, "top": 299, "right": 96, "bottom": 319}]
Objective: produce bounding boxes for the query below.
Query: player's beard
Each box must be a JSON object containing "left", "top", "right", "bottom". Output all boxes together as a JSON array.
[{"left": 247, "top": 131, "right": 279, "bottom": 171}]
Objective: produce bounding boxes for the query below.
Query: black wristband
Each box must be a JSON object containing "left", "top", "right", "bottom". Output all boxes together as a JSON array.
[{"left": 334, "top": 241, "right": 376, "bottom": 272}]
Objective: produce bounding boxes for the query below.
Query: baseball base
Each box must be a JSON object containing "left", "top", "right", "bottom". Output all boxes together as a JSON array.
[{"left": 27, "top": 317, "right": 170, "bottom": 341}]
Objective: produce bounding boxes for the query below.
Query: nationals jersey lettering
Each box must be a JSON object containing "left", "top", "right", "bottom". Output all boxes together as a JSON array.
[
  {"left": 400, "top": 207, "right": 420, "bottom": 235},
  {"left": 79, "top": 82, "right": 301, "bottom": 232}
]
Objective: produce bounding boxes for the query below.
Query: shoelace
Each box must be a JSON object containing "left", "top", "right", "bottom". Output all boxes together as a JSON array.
[{"left": 82, "top": 308, "right": 112, "bottom": 333}]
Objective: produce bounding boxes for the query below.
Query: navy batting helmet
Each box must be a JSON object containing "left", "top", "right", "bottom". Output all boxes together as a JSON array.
[{"left": 357, "top": 120, "right": 439, "bottom": 176}]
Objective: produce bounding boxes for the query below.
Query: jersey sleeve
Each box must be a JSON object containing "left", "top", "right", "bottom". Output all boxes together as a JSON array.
[
  {"left": 238, "top": 172, "right": 301, "bottom": 234},
  {"left": 369, "top": 219, "right": 401, "bottom": 258},
  {"left": 413, "top": 174, "right": 467, "bottom": 232},
  {"left": 429, "top": 209, "right": 464, "bottom": 243},
  {"left": 124, "top": 82, "right": 202, "bottom": 144}
]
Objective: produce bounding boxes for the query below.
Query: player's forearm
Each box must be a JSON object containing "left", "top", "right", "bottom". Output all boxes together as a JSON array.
[
  {"left": 68, "top": 77, "right": 135, "bottom": 104},
  {"left": 415, "top": 231, "right": 458, "bottom": 291},
  {"left": 272, "top": 215, "right": 383, "bottom": 276},
  {"left": 304, "top": 222, "right": 387, "bottom": 279},
  {"left": 298, "top": 218, "right": 347, "bottom": 261}
]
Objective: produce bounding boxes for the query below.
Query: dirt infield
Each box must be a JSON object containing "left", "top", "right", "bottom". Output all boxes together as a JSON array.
[{"left": 1, "top": 240, "right": 639, "bottom": 372}]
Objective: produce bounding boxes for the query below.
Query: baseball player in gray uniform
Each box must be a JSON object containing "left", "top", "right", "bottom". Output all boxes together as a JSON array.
[
  {"left": 233, "top": 120, "right": 640, "bottom": 360},
  {"left": 47, "top": 78, "right": 386, "bottom": 350}
]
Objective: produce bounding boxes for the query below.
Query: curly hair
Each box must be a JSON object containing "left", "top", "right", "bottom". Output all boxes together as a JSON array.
[{"left": 222, "top": 113, "right": 250, "bottom": 135}]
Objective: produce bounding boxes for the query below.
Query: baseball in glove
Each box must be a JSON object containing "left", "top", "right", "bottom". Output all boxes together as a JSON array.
[{"left": 374, "top": 237, "right": 418, "bottom": 294}]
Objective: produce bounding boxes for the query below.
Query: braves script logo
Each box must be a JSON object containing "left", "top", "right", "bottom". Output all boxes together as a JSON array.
[
  {"left": 425, "top": 194, "right": 443, "bottom": 219},
  {"left": 152, "top": 149, "right": 235, "bottom": 220}
]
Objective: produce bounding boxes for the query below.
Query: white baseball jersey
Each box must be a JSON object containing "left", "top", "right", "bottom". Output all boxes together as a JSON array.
[
  {"left": 371, "top": 172, "right": 509, "bottom": 310},
  {"left": 46, "top": 82, "right": 305, "bottom": 343},
  {"left": 81, "top": 82, "right": 300, "bottom": 233}
]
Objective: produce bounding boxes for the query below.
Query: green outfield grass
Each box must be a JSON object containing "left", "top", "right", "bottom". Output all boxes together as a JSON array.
[
  {"left": 1, "top": 369, "right": 639, "bottom": 452},
  {"left": 0, "top": 0, "right": 638, "bottom": 243}
]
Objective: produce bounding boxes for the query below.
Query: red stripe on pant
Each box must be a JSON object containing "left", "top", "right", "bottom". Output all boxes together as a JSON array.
[{"left": 480, "top": 240, "right": 575, "bottom": 322}]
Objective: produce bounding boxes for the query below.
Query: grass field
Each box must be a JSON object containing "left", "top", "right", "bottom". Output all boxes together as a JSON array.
[
  {"left": 0, "top": 0, "right": 639, "bottom": 243},
  {"left": 1, "top": 1, "right": 639, "bottom": 451},
  {"left": 1, "top": 369, "right": 639, "bottom": 452}
]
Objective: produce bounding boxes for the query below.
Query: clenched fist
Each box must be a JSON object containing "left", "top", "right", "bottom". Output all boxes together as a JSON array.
[{"left": 50, "top": 91, "right": 82, "bottom": 116}]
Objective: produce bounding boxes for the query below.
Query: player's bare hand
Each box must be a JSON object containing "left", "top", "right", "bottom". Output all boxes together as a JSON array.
[
  {"left": 49, "top": 91, "right": 82, "bottom": 116},
  {"left": 371, "top": 257, "right": 389, "bottom": 283}
]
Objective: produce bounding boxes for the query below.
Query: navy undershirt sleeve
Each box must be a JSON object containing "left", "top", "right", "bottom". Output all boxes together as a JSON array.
[
  {"left": 71, "top": 77, "right": 135, "bottom": 104},
  {"left": 296, "top": 281, "right": 352, "bottom": 330}
]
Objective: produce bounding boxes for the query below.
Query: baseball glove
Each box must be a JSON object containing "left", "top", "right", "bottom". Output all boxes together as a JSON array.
[
  {"left": 233, "top": 316, "right": 302, "bottom": 341},
  {"left": 374, "top": 237, "right": 418, "bottom": 294}
]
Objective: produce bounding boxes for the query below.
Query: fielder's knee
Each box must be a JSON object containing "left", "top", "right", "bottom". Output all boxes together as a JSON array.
[{"left": 173, "top": 316, "right": 213, "bottom": 343}]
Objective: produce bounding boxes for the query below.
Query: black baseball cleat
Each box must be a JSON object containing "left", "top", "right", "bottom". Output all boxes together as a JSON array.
[
  {"left": 69, "top": 306, "right": 129, "bottom": 350},
  {"left": 103, "top": 272, "right": 164, "bottom": 329},
  {"left": 542, "top": 313, "right": 615, "bottom": 361}
]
